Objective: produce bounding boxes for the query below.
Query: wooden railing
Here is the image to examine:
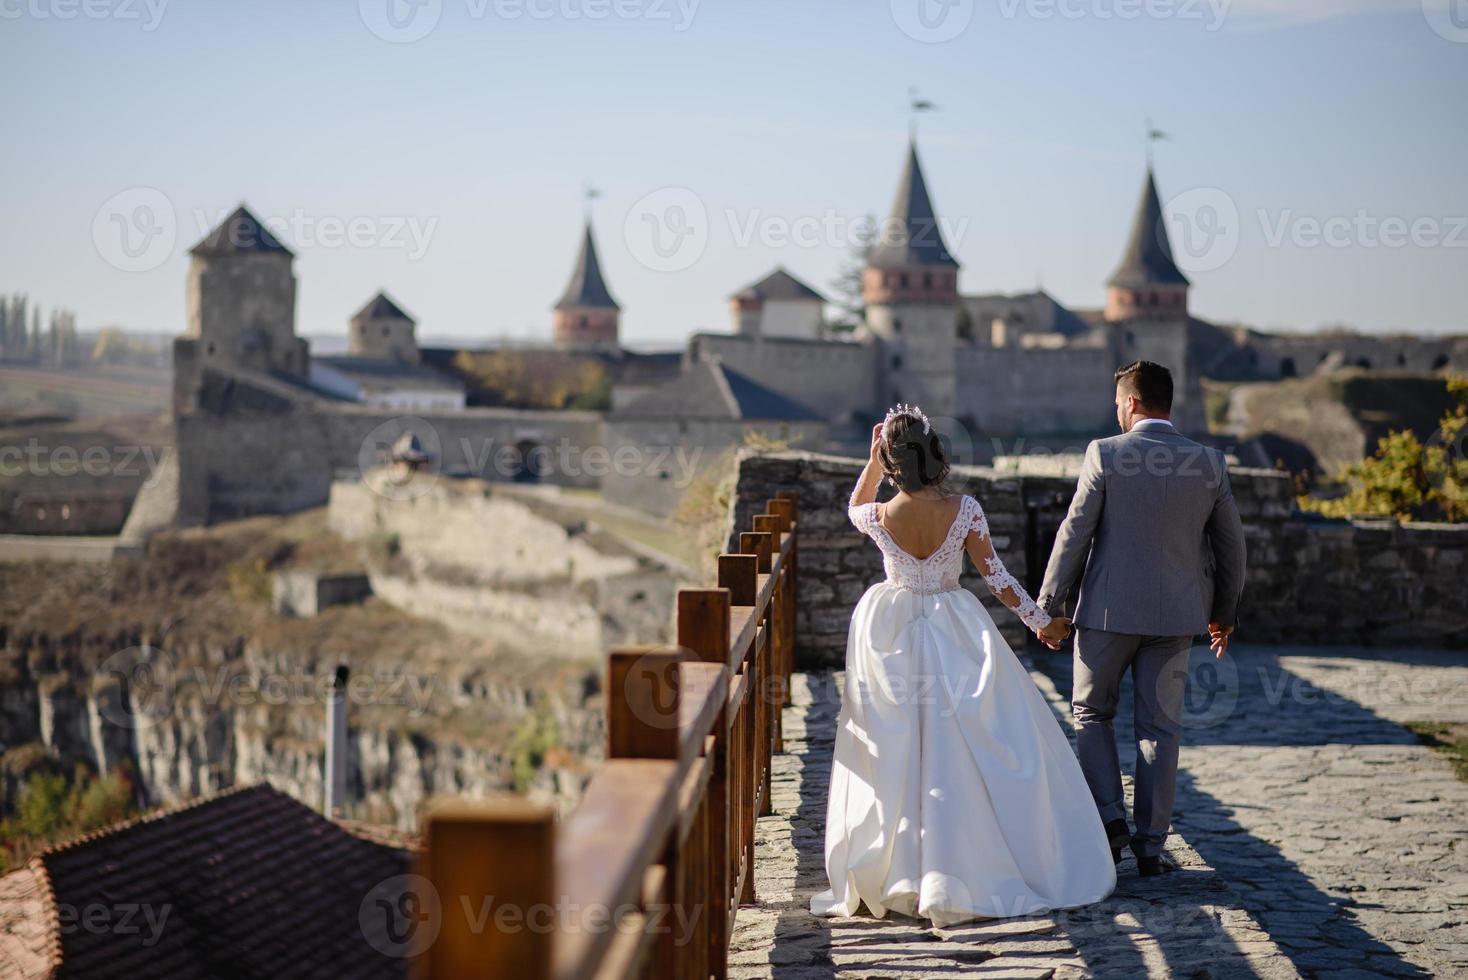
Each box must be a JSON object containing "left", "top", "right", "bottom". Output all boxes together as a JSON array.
[{"left": 417, "top": 491, "right": 799, "bottom": 979}]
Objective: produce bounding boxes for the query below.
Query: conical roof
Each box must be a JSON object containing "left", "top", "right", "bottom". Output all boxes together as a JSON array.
[
  {"left": 1108, "top": 168, "right": 1190, "bottom": 289},
  {"left": 867, "top": 141, "right": 958, "bottom": 270},
  {"left": 554, "top": 221, "right": 620, "bottom": 311}
]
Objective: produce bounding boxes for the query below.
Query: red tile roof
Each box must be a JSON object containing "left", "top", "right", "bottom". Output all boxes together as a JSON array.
[{"left": 0, "top": 784, "right": 414, "bottom": 979}]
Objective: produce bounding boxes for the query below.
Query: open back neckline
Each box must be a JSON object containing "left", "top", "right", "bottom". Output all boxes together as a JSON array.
[{"left": 874, "top": 495, "right": 968, "bottom": 563}]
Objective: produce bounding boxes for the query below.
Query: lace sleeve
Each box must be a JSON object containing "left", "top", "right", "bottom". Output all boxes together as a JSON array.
[
  {"left": 966, "top": 497, "right": 1052, "bottom": 634},
  {"left": 848, "top": 500, "right": 880, "bottom": 536}
]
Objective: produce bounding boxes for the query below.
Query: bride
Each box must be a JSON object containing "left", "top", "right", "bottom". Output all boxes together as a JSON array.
[{"left": 810, "top": 405, "right": 1117, "bottom": 926}]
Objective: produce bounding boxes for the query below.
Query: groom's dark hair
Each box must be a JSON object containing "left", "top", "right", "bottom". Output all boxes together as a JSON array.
[{"left": 1114, "top": 360, "right": 1173, "bottom": 413}]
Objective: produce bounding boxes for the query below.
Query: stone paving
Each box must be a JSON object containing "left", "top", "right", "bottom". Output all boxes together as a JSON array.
[
  {"left": 731, "top": 671, "right": 1295, "bottom": 978},
  {"left": 729, "top": 645, "right": 1468, "bottom": 979},
  {"left": 1049, "top": 644, "right": 1468, "bottom": 979}
]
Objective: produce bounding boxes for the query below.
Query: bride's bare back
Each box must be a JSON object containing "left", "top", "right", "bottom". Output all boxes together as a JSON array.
[{"left": 876, "top": 493, "right": 965, "bottom": 561}]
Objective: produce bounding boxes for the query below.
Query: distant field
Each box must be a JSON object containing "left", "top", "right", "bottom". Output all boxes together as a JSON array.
[{"left": 0, "top": 364, "right": 170, "bottom": 421}]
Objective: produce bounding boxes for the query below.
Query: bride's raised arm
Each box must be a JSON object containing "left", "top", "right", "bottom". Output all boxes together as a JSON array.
[
  {"left": 849, "top": 423, "right": 885, "bottom": 512},
  {"left": 963, "top": 498, "right": 1062, "bottom": 639}
]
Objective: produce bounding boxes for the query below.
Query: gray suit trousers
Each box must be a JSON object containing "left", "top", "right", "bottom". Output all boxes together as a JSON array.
[{"left": 1072, "top": 627, "right": 1194, "bottom": 858}]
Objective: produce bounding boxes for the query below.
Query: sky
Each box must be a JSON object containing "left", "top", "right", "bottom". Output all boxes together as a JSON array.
[{"left": 2, "top": 0, "right": 1466, "bottom": 347}]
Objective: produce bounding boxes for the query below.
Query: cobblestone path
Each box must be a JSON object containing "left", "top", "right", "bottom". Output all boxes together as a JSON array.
[
  {"left": 1041, "top": 644, "right": 1468, "bottom": 979},
  {"left": 731, "top": 669, "right": 1293, "bottom": 978}
]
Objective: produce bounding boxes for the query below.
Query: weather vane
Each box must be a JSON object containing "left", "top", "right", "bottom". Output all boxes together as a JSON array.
[
  {"left": 582, "top": 182, "right": 601, "bottom": 216},
  {"left": 1144, "top": 118, "right": 1170, "bottom": 165},
  {"left": 908, "top": 86, "right": 937, "bottom": 137}
]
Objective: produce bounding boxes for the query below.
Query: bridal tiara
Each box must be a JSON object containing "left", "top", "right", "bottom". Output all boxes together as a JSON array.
[{"left": 883, "top": 402, "right": 931, "bottom": 435}]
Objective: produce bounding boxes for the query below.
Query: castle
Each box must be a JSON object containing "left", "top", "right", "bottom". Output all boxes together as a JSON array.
[{"left": 160, "top": 138, "right": 1467, "bottom": 524}]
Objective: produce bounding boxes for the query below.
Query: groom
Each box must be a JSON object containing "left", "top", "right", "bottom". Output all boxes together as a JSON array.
[{"left": 1037, "top": 360, "right": 1246, "bottom": 876}]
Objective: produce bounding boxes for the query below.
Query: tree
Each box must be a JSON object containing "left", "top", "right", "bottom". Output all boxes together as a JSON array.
[
  {"left": 1303, "top": 376, "right": 1468, "bottom": 522},
  {"left": 828, "top": 214, "right": 876, "bottom": 333}
]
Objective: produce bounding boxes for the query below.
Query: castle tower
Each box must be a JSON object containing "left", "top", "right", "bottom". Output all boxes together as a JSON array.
[
  {"left": 862, "top": 140, "right": 960, "bottom": 417},
  {"left": 1105, "top": 167, "right": 1190, "bottom": 322},
  {"left": 1106, "top": 167, "right": 1200, "bottom": 428},
  {"left": 552, "top": 221, "right": 620, "bottom": 351},
  {"left": 183, "top": 205, "right": 308, "bottom": 378},
  {"left": 730, "top": 267, "right": 826, "bottom": 339},
  {"left": 349, "top": 291, "right": 419, "bottom": 364}
]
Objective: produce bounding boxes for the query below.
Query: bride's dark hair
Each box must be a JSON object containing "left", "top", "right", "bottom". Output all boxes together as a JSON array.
[{"left": 879, "top": 410, "right": 950, "bottom": 493}]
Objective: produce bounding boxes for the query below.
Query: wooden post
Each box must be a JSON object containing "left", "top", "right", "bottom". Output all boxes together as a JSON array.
[
  {"left": 418, "top": 797, "right": 554, "bottom": 980},
  {"left": 753, "top": 513, "right": 787, "bottom": 752},
  {"left": 739, "top": 530, "right": 773, "bottom": 574},
  {"left": 717, "top": 554, "right": 758, "bottom": 607},
  {"left": 608, "top": 648, "right": 683, "bottom": 978},
  {"left": 717, "top": 552, "right": 758, "bottom": 905},
  {"left": 608, "top": 648, "right": 684, "bottom": 760},
  {"left": 674, "top": 590, "right": 731, "bottom": 978}
]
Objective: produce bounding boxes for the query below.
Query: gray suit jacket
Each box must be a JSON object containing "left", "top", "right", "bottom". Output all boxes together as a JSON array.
[{"left": 1038, "top": 423, "right": 1247, "bottom": 637}]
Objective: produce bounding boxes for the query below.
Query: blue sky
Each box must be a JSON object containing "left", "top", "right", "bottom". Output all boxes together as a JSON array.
[{"left": 2, "top": 0, "right": 1465, "bottom": 346}]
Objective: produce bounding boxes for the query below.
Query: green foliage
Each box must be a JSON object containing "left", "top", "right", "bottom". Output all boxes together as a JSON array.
[
  {"left": 0, "top": 762, "right": 138, "bottom": 872},
  {"left": 1406, "top": 722, "right": 1468, "bottom": 782},
  {"left": 227, "top": 556, "right": 275, "bottom": 605},
  {"left": 1302, "top": 375, "right": 1468, "bottom": 522},
  {"left": 509, "top": 698, "right": 561, "bottom": 792},
  {"left": 450, "top": 350, "right": 609, "bottom": 410}
]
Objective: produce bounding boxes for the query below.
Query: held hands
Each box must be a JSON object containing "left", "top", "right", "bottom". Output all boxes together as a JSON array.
[
  {"left": 1208, "top": 622, "right": 1234, "bottom": 659},
  {"left": 1038, "top": 616, "right": 1073, "bottom": 650}
]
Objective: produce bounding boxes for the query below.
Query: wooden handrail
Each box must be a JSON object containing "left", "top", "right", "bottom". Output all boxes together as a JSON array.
[{"left": 418, "top": 492, "right": 799, "bottom": 980}]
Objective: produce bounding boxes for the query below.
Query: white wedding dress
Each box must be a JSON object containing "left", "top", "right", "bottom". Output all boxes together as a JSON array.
[{"left": 810, "top": 494, "right": 1116, "bottom": 926}]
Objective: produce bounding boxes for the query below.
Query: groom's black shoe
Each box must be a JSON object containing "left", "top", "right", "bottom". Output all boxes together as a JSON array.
[
  {"left": 1103, "top": 819, "right": 1130, "bottom": 864},
  {"left": 1136, "top": 853, "right": 1180, "bottom": 878}
]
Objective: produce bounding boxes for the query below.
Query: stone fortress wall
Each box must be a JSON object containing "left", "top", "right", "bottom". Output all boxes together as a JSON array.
[
  {"left": 728, "top": 451, "right": 1468, "bottom": 669},
  {"left": 954, "top": 344, "right": 1117, "bottom": 435},
  {"left": 688, "top": 332, "right": 881, "bottom": 425},
  {"left": 173, "top": 375, "right": 603, "bottom": 525}
]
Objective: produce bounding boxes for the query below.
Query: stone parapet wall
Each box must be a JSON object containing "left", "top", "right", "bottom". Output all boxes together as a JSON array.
[{"left": 730, "top": 451, "right": 1468, "bottom": 669}]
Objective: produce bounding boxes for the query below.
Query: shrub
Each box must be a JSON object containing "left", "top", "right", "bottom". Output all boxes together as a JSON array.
[{"left": 1302, "top": 376, "right": 1468, "bottom": 522}]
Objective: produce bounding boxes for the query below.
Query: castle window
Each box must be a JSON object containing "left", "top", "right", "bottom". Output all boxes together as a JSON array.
[
  {"left": 1355, "top": 357, "right": 1372, "bottom": 369},
  {"left": 893, "top": 319, "right": 903, "bottom": 333},
  {"left": 1396, "top": 352, "right": 1406, "bottom": 367},
  {"left": 1279, "top": 357, "right": 1297, "bottom": 378},
  {"left": 382, "top": 326, "right": 390, "bottom": 336},
  {"left": 899, "top": 273, "right": 909, "bottom": 288},
  {"left": 922, "top": 273, "right": 932, "bottom": 288},
  {"left": 206, "top": 342, "right": 216, "bottom": 355},
  {"left": 892, "top": 354, "right": 903, "bottom": 369},
  {"left": 1433, "top": 353, "right": 1450, "bottom": 370}
]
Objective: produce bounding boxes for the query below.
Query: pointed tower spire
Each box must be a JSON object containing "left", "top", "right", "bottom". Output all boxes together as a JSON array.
[
  {"left": 1109, "top": 167, "right": 1189, "bottom": 290},
  {"left": 868, "top": 140, "right": 959, "bottom": 270},
  {"left": 861, "top": 138, "right": 961, "bottom": 418},
  {"left": 555, "top": 222, "right": 620, "bottom": 312},
  {"left": 552, "top": 220, "right": 621, "bottom": 350},
  {"left": 1105, "top": 167, "right": 1190, "bottom": 322}
]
